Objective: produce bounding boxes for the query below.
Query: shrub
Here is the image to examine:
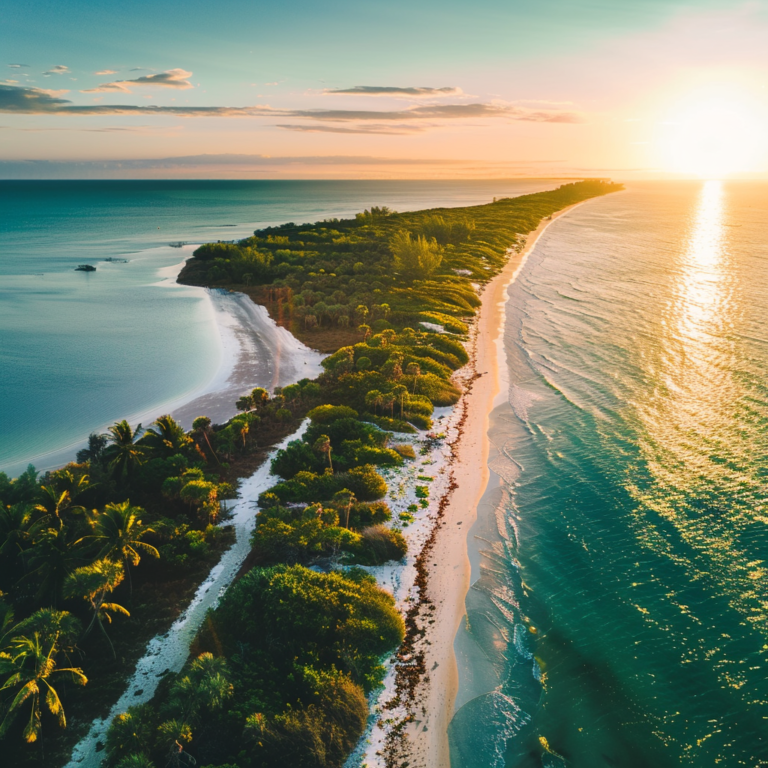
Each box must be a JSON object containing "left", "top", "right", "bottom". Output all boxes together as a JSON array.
[
  {"left": 306, "top": 404, "right": 359, "bottom": 423},
  {"left": 405, "top": 413, "right": 432, "bottom": 430},
  {"left": 353, "top": 525, "right": 408, "bottom": 565},
  {"left": 391, "top": 443, "right": 416, "bottom": 460}
]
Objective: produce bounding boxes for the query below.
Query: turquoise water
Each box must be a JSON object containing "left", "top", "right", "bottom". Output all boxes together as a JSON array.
[
  {"left": 0, "top": 179, "right": 559, "bottom": 475},
  {"left": 452, "top": 181, "right": 768, "bottom": 767}
]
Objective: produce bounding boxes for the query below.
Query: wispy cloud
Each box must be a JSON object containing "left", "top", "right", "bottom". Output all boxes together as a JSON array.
[
  {"left": 0, "top": 85, "right": 583, "bottom": 125},
  {"left": 82, "top": 69, "right": 194, "bottom": 93},
  {"left": 94, "top": 69, "right": 118, "bottom": 76},
  {"left": 278, "top": 123, "right": 427, "bottom": 134},
  {"left": 43, "top": 65, "right": 69, "bottom": 76},
  {"left": 8, "top": 64, "right": 30, "bottom": 69},
  {"left": 324, "top": 85, "right": 463, "bottom": 98}
]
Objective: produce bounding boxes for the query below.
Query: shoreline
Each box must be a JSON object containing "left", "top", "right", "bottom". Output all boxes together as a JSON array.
[
  {"left": 406, "top": 202, "right": 587, "bottom": 767},
  {"left": 0, "top": 249, "right": 324, "bottom": 477}
]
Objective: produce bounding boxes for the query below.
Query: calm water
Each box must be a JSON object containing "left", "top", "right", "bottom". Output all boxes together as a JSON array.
[
  {"left": 452, "top": 181, "right": 768, "bottom": 767},
  {"left": 0, "top": 179, "right": 559, "bottom": 475}
]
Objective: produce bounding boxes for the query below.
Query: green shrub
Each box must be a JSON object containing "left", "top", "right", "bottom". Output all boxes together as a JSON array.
[{"left": 353, "top": 525, "right": 408, "bottom": 565}]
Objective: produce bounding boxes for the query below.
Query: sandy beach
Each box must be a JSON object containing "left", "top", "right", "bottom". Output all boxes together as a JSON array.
[{"left": 401, "top": 204, "right": 584, "bottom": 768}]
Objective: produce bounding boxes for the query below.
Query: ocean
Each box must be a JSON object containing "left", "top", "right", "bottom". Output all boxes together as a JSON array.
[
  {"left": 451, "top": 180, "right": 768, "bottom": 767},
  {"left": 0, "top": 178, "right": 559, "bottom": 476}
]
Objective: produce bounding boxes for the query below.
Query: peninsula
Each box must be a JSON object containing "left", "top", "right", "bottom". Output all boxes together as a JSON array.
[{"left": 0, "top": 180, "right": 621, "bottom": 768}]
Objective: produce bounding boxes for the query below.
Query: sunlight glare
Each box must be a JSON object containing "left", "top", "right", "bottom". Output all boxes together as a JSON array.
[{"left": 660, "top": 88, "right": 765, "bottom": 178}]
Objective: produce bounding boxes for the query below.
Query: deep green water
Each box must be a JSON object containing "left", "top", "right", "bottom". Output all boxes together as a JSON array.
[
  {"left": 452, "top": 181, "right": 768, "bottom": 768},
  {"left": 0, "top": 179, "right": 558, "bottom": 475}
]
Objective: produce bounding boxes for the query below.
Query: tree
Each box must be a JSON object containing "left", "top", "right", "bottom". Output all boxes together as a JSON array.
[
  {"left": 332, "top": 489, "right": 356, "bottom": 529},
  {"left": 64, "top": 559, "right": 129, "bottom": 658},
  {"left": 358, "top": 323, "right": 371, "bottom": 342},
  {"left": 0, "top": 631, "right": 87, "bottom": 744},
  {"left": 313, "top": 435, "right": 333, "bottom": 473},
  {"left": 355, "top": 305, "right": 369, "bottom": 324},
  {"left": 406, "top": 362, "right": 422, "bottom": 394},
  {"left": 26, "top": 527, "right": 81, "bottom": 606},
  {"left": 76, "top": 432, "right": 109, "bottom": 465},
  {"left": 106, "top": 421, "right": 145, "bottom": 484},
  {"left": 236, "top": 394, "right": 253, "bottom": 413},
  {"left": 356, "top": 356, "right": 371, "bottom": 371},
  {"left": 382, "top": 393, "right": 396, "bottom": 418},
  {"left": 179, "top": 480, "right": 220, "bottom": 524},
  {"left": 168, "top": 653, "right": 232, "bottom": 723},
  {"left": 106, "top": 704, "right": 156, "bottom": 765},
  {"left": 0, "top": 503, "right": 32, "bottom": 567},
  {"left": 365, "top": 390, "right": 384, "bottom": 415},
  {"left": 390, "top": 230, "right": 443, "bottom": 278},
  {"left": 192, "top": 416, "right": 220, "bottom": 466},
  {"left": 143, "top": 415, "right": 191, "bottom": 457},
  {"left": 31, "top": 485, "right": 84, "bottom": 534},
  {"left": 87, "top": 502, "right": 159, "bottom": 594},
  {"left": 392, "top": 385, "right": 409, "bottom": 418},
  {"left": 251, "top": 387, "right": 269, "bottom": 409}
]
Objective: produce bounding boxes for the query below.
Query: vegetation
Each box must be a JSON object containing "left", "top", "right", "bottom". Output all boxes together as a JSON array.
[{"left": 0, "top": 180, "right": 620, "bottom": 766}]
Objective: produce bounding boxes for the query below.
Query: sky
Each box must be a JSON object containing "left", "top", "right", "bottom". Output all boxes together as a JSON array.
[{"left": 3, "top": 0, "right": 768, "bottom": 179}]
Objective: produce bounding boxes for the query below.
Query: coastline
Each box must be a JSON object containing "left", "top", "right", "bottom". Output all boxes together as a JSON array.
[
  {"left": 0, "top": 249, "right": 324, "bottom": 477},
  {"left": 406, "top": 202, "right": 587, "bottom": 767}
]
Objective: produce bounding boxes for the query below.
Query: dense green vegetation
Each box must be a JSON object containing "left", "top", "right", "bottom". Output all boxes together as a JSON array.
[{"left": 0, "top": 180, "right": 620, "bottom": 767}]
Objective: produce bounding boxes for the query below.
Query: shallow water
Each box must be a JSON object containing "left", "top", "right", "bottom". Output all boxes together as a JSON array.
[
  {"left": 0, "top": 179, "right": 560, "bottom": 475},
  {"left": 452, "top": 181, "right": 768, "bottom": 768}
]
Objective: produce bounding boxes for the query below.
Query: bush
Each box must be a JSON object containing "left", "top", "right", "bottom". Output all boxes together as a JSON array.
[
  {"left": 391, "top": 444, "right": 416, "bottom": 460},
  {"left": 271, "top": 440, "right": 321, "bottom": 479},
  {"left": 306, "top": 404, "right": 359, "bottom": 423},
  {"left": 353, "top": 525, "right": 408, "bottom": 565},
  {"left": 405, "top": 413, "right": 432, "bottom": 430}
]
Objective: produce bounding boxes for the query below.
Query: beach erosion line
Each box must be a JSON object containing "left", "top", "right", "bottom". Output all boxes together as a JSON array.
[{"left": 373, "top": 203, "right": 590, "bottom": 768}]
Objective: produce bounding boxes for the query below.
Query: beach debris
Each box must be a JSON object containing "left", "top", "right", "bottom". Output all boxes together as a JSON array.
[{"left": 75, "top": 264, "right": 96, "bottom": 271}]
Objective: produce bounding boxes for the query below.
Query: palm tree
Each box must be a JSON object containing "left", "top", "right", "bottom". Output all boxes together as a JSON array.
[
  {"left": 0, "top": 504, "right": 33, "bottom": 569},
  {"left": 0, "top": 631, "right": 87, "bottom": 744},
  {"left": 365, "top": 389, "right": 384, "bottom": 415},
  {"left": 382, "top": 393, "right": 396, "bottom": 418},
  {"left": 358, "top": 323, "right": 371, "bottom": 342},
  {"left": 26, "top": 527, "right": 82, "bottom": 607},
  {"left": 9, "top": 609, "right": 81, "bottom": 655},
  {"left": 142, "top": 415, "right": 191, "bottom": 457},
  {"left": 392, "top": 385, "right": 408, "bottom": 418},
  {"left": 406, "top": 362, "right": 422, "bottom": 394},
  {"left": 313, "top": 435, "right": 333, "bottom": 473},
  {"left": 106, "top": 421, "right": 145, "bottom": 484},
  {"left": 64, "top": 559, "right": 129, "bottom": 658},
  {"left": 31, "top": 486, "right": 80, "bottom": 534},
  {"left": 87, "top": 502, "right": 159, "bottom": 594},
  {"left": 332, "top": 489, "right": 356, "bottom": 529},
  {"left": 192, "top": 416, "right": 220, "bottom": 466},
  {"left": 170, "top": 653, "right": 232, "bottom": 723}
]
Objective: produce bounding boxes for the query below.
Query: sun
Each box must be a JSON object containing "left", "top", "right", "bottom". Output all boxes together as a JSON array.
[{"left": 659, "top": 87, "right": 765, "bottom": 178}]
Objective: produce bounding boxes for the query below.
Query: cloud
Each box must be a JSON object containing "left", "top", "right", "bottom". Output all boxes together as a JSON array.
[
  {"left": 8, "top": 64, "right": 30, "bottom": 69},
  {"left": 324, "top": 85, "right": 463, "bottom": 98},
  {"left": 43, "top": 65, "right": 69, "bottom": 76},
  {"left": 0, "top": 85, "right": 582, "bottom": 125},
  {"left": 94, "top": 69, "right": 118, "bottom": 76},
  {"left": 278, "top": 123, "right": 427, "bottom": 135},
  {"left": 83, "top": 69, "right": 194, "bottom": 93}
]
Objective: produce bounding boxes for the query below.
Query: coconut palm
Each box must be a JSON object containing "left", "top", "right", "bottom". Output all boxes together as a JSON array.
[
  {"left": 64, "top": 559, "right": 129, "bottom": 658},
  {"left": 9, "top": 609, "right": 81, "bottom": 655},
  {"left": 31, "top": 486, "right": 82, "bottom": 534},
  {"left": 87, "top": 502, "right": 159, "bottom": 594},
  {"left": 142, "top": 415, "right": 191, "bottom": 457},
  {"left": 313, "top": 435, "right": 333, "bottom": 473},
  {"left": 382, "top": 393, "right": 396, "bottom": 418},
  {"left": 0, "top": 631, "right": 87, "bottom": 744},
  {"left": 26, "top": 527, "right": 82, "bottom": 607},
  {"left": 192, "top": 416, "right": 220, "bottom": 465},
  {"left": 106, "top": 421, "right": 145, "bottom": 484},
  {"left": 358, "top": 323, "right": 371, "bottom": 342},
  {"left": 0, "top": 503, "right": 33, "bottom": 567}
]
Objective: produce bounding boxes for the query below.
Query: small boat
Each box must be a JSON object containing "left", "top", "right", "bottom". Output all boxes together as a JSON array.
[{"left": 75, "top": 264, "right": 96, "bottom": 272}]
